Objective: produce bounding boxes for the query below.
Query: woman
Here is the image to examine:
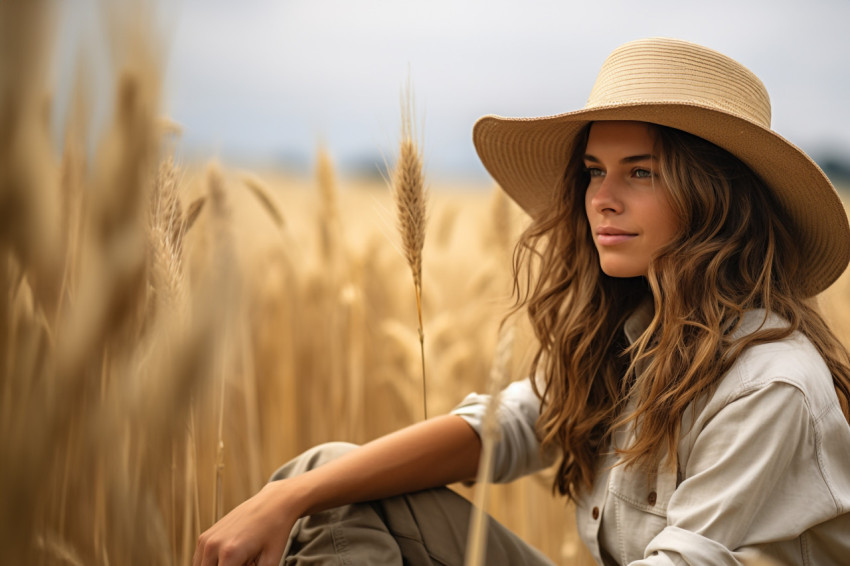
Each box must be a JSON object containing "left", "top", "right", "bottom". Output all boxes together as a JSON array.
[{"left": 194, "top": 38, "right": 850, "bottom": 565}]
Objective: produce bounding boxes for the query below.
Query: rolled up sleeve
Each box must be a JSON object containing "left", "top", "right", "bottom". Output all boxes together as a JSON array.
[{"left": 450, "top": 377, "right": 549, "bottom": 483}]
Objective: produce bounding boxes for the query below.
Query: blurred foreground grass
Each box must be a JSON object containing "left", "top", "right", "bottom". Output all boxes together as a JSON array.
[{"left": 2, "top": 3, "right": 849, "bottom": 564}]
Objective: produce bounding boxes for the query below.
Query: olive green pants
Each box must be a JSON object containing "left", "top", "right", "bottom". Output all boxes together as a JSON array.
[{"left": 271, "top": 442, "right": 555, "bottom": 565}]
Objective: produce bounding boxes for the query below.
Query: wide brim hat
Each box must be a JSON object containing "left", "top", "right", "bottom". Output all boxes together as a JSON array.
[{"left": 473, "top": 37, "right": 850, "bottom": 297}]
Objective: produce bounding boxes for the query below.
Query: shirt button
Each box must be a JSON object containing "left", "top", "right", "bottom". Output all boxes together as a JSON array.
[
  {"left": 592, "top": 506, "right": 600, "bottom": 519},
  {"left": 647, "top": 491, "right": 657, "bottom": 506}
]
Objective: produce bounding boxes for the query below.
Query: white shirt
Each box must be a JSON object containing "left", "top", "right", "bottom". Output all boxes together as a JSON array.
[{"left": 451, "top": 309, "right": 850, "bottom": 565}]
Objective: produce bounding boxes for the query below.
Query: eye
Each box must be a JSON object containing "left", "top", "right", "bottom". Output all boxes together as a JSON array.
[
  {"left": 584, "top": 167, "right": 605, "bottom": 178},
  {"left": 633, "top": 168, "right": 653, "bottom": 179}
]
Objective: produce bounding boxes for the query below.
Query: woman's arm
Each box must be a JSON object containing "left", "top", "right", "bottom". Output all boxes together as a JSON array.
[{"left": 193, "top": 414, "right": 481, "bottom": 566}]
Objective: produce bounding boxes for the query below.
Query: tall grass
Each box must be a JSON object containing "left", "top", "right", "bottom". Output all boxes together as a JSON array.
[
  {"left": 392, "top": 92, "right": 428, "bottom": 420},
  {"left": 2, "top": 4, "right": 849, "bottom": 565}
]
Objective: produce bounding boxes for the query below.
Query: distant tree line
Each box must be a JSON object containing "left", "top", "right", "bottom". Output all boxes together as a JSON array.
[{"left": 819, "top": 155, "right": 850, "bottom": 189}]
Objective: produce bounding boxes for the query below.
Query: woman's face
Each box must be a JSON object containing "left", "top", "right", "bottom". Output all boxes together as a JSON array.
[{"left": 583, "top": 121, "right": 679, "bottom": 278}]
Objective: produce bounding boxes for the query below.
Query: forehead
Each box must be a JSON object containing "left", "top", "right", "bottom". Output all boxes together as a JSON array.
[{"left": 585, "top": 121, "right": 657, "bottom": 156}]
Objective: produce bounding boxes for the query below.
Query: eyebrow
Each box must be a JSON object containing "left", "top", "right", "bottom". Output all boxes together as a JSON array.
[{"left": 583, "top": 153, "right": 655, "bottom": 164}]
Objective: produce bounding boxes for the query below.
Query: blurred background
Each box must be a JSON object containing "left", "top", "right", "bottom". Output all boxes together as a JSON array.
[
  {"left": 56, "top": 0, "right": 850, "bottom": 182},
  {"left": 2, "top": 2, "right": 847, "bottom": 564}
]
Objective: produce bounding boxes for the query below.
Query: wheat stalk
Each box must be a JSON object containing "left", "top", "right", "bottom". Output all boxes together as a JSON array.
[
  {"left": 55, "top": 57, "right": 90, "bottom": 329},
  {"left": 205, "top": 162, "right": 231, "bottom": 522},
  {"left": 316, "top": 144, "right": 342, "bottom": 263},
  {"left": 465, "top": 323, "right": 515, "bottom": 566},
  {"left": 489, "top": 185, "right": 514, "bottom": 259},
  {"left": 148, "top": 155, "right": 187, "bottom": 563},
  {"left": 182, "top": 406, "right": 201, "bottom": 566},
  {"left": 392, "top": 88, "right": 428, "bottom": 419}
]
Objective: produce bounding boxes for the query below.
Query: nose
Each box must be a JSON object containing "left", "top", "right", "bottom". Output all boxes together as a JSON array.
[{"left": 588, "top": 175, "right": 623, "bottom": 215}]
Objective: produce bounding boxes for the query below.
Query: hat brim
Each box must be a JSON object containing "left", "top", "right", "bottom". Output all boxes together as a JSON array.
[{"left": 473, "top": 103, "right": 850, "bottom": 296}]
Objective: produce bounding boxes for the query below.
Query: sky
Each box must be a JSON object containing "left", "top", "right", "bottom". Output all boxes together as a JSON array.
[{"left": 57, "top": 0, "right": 850, "bottom": 180}]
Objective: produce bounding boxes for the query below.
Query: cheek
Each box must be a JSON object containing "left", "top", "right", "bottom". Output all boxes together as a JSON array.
[
  {"left": 654, "top": 202, "right": 680, "bottom": 246},
  {"left": 645, "top": 194, "right": 680, "bottom": 246}
]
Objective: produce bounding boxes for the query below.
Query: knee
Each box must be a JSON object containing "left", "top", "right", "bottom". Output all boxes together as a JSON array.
[{"left": 269, "top": 442, "right": 360, "bottom": 482}]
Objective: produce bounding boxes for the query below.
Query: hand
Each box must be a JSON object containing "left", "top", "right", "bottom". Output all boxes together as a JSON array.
[{"left": 193, "top": 480, "right": 302, "bottom": 566}]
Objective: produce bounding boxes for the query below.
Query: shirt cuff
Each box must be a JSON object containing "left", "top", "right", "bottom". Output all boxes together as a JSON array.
[
  {"left": 631, "top": 526, "right": 742, "bottom": 565},
  {"left": 450, "top": 378, "right": 548, "bottom": 483}
]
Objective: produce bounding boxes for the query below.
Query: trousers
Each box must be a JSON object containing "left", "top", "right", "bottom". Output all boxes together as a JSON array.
[{"left": 271, "top": 442, "right": 555, "bottom": 566}]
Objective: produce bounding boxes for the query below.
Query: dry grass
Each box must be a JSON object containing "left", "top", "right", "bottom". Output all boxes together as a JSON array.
[
  {"left": 392, "top": 90, "right": 429, "bottom": 420},
  {"left": 233, "top": 173, "right": 584, "bottom": 563},
  {"left": 2, "top": 4, "right": 849, "bottom": 566},
  {"left": 466, "top": 323, "right": 516, "bottom": 566}
]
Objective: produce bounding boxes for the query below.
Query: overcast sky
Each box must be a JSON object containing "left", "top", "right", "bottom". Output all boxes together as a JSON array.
[{"left": 58, "top": 0, "right": 850, "bottom": 179}]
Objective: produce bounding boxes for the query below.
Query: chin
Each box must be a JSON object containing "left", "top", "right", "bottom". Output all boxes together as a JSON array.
[{"left": 599, "top": 263, "right": 647, "bottom": 279}]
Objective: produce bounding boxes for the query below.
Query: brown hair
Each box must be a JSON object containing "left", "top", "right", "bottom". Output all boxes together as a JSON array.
[{"left": 513, "top": 122, "right": 850, "bottom": 499}]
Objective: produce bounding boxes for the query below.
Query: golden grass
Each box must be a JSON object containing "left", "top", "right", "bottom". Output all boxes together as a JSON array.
[
  {"left": 228, "top": 173, "right": 586, "bottom": 563},
  {"left": 392, "top": 90, "right": 429, "bottom": 420},
  {"left": 2, "top": 4, "right": 849, "bottom": 565},
  {"left": 466, "top": 323, "right": 516, "bottom": 566}
]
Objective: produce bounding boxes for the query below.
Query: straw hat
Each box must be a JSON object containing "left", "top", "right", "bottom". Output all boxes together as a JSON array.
[{"left": 473, "top": 37, "right": 850, "bottom": 296}]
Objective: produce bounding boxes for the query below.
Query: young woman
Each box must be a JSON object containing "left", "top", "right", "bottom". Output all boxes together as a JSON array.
[{"left": 194, "top": 38, "right": 850, "bottom": 566}]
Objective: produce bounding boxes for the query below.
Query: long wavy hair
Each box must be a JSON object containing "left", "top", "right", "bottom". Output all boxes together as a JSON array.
[{"left": 513, "top": 122, "right": 850, "bottom": 499}]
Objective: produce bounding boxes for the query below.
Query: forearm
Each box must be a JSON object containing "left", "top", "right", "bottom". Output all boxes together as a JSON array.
[{"left": 287, "top": 414, "right": 482, "bottom": 517}]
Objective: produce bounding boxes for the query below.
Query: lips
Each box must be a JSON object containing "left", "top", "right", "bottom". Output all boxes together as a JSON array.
[{"left": 596, "top": 226, "right": 637, "bottom": 246}]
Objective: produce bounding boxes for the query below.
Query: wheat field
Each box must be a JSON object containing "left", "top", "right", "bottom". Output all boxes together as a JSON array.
[{"left": 2, "top": 3, "right": 849, "bottom": 565}]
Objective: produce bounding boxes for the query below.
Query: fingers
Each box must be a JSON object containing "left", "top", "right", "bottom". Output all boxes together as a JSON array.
[
  {"left": 192, "top": 515, "right": 287, "bottom": 566},
  {"left": 192, "top": 533, "right": 206, "bottom": 566},
  {"left": 191, "top": 482, "right": 295, "bottom": 566},
  {"left": 194, "top": 534, "right": 279, "bottom": 566},
  {"left": 194, "top": 531, "right": 256, "bottom": 566},
  {"left": 193, "top": 529, "right": 219, "bottom": 566}
]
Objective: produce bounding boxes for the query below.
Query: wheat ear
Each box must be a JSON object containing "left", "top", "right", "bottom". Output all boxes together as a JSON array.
[
  {"left": 465, "top": 323, "right": 515, "bottom": 566},
  {"left": 148, "top": 155, "right": 186, "bottom": 311},
  {"left": 392, "top": 90, "right": 428, "bottom": 419},
  {"left": 242, "top": 173, "right": 286, "bottom": 230}
]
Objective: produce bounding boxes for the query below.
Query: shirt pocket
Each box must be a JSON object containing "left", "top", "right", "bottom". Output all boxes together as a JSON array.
[{"left": 607, "top": 463, "right": 678, "bottom": 564}]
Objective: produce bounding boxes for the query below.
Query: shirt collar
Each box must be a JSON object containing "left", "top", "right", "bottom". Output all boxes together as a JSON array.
[
  {"left": 622, "top": 302, "right": 786, "bottom": 346},
  {"left": 624, "top": 299, "right": 654, "bottom": 344}
]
